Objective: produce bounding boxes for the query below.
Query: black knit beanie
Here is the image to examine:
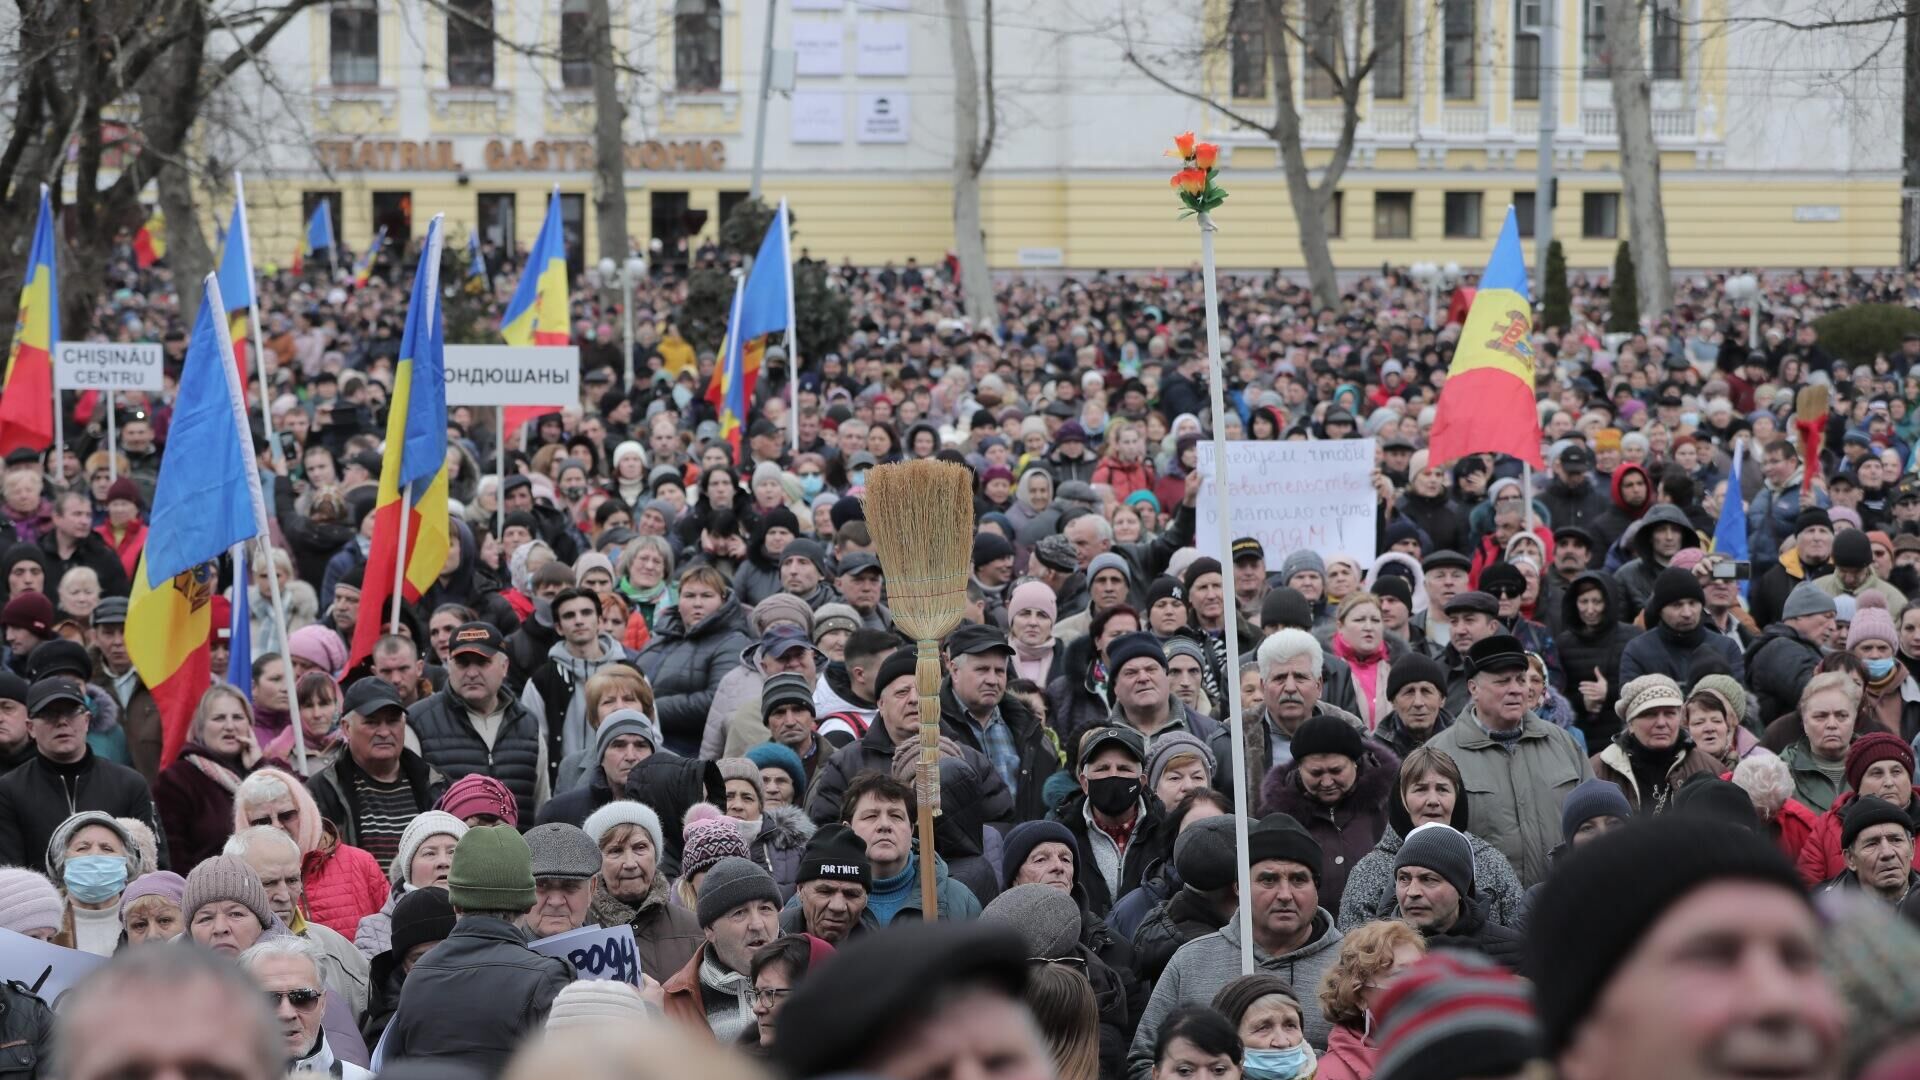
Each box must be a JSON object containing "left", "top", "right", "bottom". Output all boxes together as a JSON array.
[
  {"left": 1260, "top": 586, "right": 1312, "bottom": 630},
  {"left": 1289, "top": 715, "right": 1364, "bottom": 763},
  {"left": 1644, "top": 566, "right": 1706, "bottom": 623},
  {"left": 1386, "top": 654, "right": 1448, "bottom": 701},
  {"left": 1523, "top": 817, "right": 1807, "bottom": 1056},
  {"left": 1182, "top": 557, "right": 1224, "bottom": 595},
  {"left": 1246, "top": 813, "right": 1323, "bottom": 880}
]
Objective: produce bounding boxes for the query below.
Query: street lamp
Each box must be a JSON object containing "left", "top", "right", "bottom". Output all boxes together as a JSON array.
[
  {"left": 599, "top": 255, "right": 650, "bottom": 391},
  {"left": 1725, "top": 272, "right": 1761, "bottom": 351},
  {"left": 1410, "top": 262, "right": 1441, "bottom": 328}
]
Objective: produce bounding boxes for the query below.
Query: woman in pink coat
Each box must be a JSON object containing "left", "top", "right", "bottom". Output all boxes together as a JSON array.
[
  {"left": 231, "top": 765, "right": 387, "bottom": 938},
  {"left": 1314, "top": 920, "right": 1427, "bottom": 1080}
]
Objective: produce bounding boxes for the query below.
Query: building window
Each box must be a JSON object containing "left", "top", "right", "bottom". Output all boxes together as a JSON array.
[
  {"left": 1373, "top": 0, "right": 1405, "bottom": 98},
  {"left": 329, "top": 0, "right": 379, "bottom": 86},
  {"left": 1444, "top": 192, "right": 1482, "bottom": 238},
  {"left": 1443, "top": 0, "right": 1474, "bottom": 100},
  {"left": 1230, "top": 0, "right": 1267, "bottom": 98},
  {"left": 1513, "top": 191, "right": 1537, "bottom": 238},
  {"left": 1652, "top": 1, "right": 1683, "bottom": 79},
  {"left": 477, "top": 193, "right": 516, "bottom": 251},
  {"left": 1374, "top": 192, "right": 1413, "bottom": 239},
  {"left": 1583, "top": 0, "right": 1608, "bottom": 77},
  {"left": 446, "top": 0, "right": 493, "bottom": 87},
  {"left": 559, "top": 193, "right": 587, "bottom": 277},
  {"left": 1513, "top": 0, "right": 1540, "bottom": 101},
  {"left": 674, "top": 0, "right": 723, "bottom": 92},
  {"left": 1326, "top": 191, "right": 1344, "bottom": 238},
  {"left": 1583, "top": 192, "right": 1620, "bottom": 238},
  {"left": 560, "top": 0, "right": 593, "bottom": 89},
  {"left": 1304, "top": 0, "right": 1340, "bottom": 98}
]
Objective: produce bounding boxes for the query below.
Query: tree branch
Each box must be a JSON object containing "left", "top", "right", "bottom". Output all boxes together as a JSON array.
[{"left": 1121, "top": 49, "right": 1276, "bottom": 136}]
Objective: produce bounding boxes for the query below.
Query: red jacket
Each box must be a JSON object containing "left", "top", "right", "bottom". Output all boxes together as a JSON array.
[
  {"left": 660, "top": 943, "right": 718, "bottom": 1039},
  {"left": 1795, "top": 788, "right": 1919, "bottom": 886},
  {"left": 1092, "top": 458, "right": 1154, "bottom": 503},
  {"left": 301, "top": 826, "right": 389, "bottom": 939},
  {"left": 1314, "top": 1025, "right": 1377, "bottom": 1080},
  {"left": 1772, "top": 796, "right": 1821, "bottom": 874},
  {"left": 96, "top": 520, "right": 148, "bottom": 579}
]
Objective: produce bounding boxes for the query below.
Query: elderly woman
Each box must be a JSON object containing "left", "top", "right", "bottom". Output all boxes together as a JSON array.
[
  {"left": 1684, "top": 675, "right": 1762, "bottom": 772},
  {"left": 46, "top": 811, "right": 138, "bottom": 955},
  {"left": 56, "top": 566, "right": 100, "bottom": 624},
  {"left": 155, "top": 685, "right": 263, "bottom": 869},
  {"left": 1778, "top": 671, "right": 1863, "bottom": 813},
  {"left": 717, "top": 759, "right": 815, "bottom": 901},
  {"left": 118, "top": 870, "right": 186, "bottom": 948},
  {"left": 1212, "top": 974, "right": 1318, "bottom": 1080},
  {"left": 1589, "top": 674, "right": 1722, "bottom": 814},
  {"left": 1007, "top": 467, "right": 1057, "bottom": 533},
  {"left": 1730, "top": 753, "right": 1821, "bottom": 868},
  {"left": 354, "top": 811, "right": 466, "bottom": 958},
  {"left": 1260, "top": 715, "right": 1399, "bottom": 911},
  {"left": 1795, "top": 732, "right": 1919, "bottom": 885},
  {"left": 617, "top": 534, "right": 678, "bottom": 646},
  {"left": 232, "top": 767, "right": 387, "bottom": 938},
  {"left": 1008, "top": 581, "right": 1062, "bottom": 687},
  {"left": 1336, "top": 747, "right": 1524, "bottom": 931},
  {"left": 1314, "top": 919, "right": 1426, "bottom": 1078},
  {"left": 585, "top": 800, "right": 703, "bottom": 978}
]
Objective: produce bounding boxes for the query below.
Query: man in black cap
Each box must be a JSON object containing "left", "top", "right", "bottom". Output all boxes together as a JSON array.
[
  {"left": 1550, "top": 524, "right": 1597, "bottom": 589},
  {"left": 84, "top": 596, "right": 163, "bottom": 784},
  {"left": 1751, "top": 503, "right": 1834, "bottom": 628},
  {"left": 1619, "top": 566, "right": 1746, "bottom": 687},
  {"left": 1538, "top": 443, "right": 1610, "bottom": 540},
  {"left": 1373, "top": 653, "right": 1452, "bottom": 759},
  {"left": 772, "top": 922, "right": 1046, "bottom": 1080},
  {"left": 1822, "top": 795, "right": 1917, "bottom": 906},
  {"left": 310, "top": 677, "right": 449, "bottom": 868},
  {"left": 780, "top": 823, "right": 876, "bottom": 943},
  {"left": 1393, "top": 822, "right": 1524, "bottom": 968},
  {"left": 968, "top": 531, "right": 1016, "bottom": 628},
  {"left": 833, "top": 551, "right": 891, "bottom": 631},
  {"left": 1526, "top": 818, "right": 1841, "bottom": 1080},
  {"left": 1230, "top": 536, "right": 1275, "bottom": 613},
  {"left": 1418, "top": 550, "right": 1473, "bottom": 652},
  {"left": 408, "top": 621, "right": 548, "bottom": 817},
  {"left": 1810, "top": 526, "right": 1908, "bottom": 617},
  {"left": 0, "top": 676, "right": 161, "bottom": 868},
  {"left": 940, "top": 623, "right": 1053, "bottom": 823},
  {"left": 0, "top": 670, "right": 30, "bottom": 774},
  {"left": 1426, "top": 634, "right": 1591, "bottom": 886},
  {"left": 1436, "top": 590, "right": 1502, "bottom": 716},
  {"left": 1058, "top": 724, "right": 1162, "bottom": 918}
]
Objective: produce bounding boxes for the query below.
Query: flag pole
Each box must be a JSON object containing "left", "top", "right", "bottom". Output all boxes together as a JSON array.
[
  {"left": 1199, "top": 210, "right": 1255, "bottom": 978},
  {"left": 496, "top": 406, "right": 507, "bottom": 540},
  {"left": 390, "top": 483, "right": 411, "bottom": 635},
  {"left": 106, "top": 392, "right": 117, "bottom": 481},
  {"left": 781, "top": 200, "right": 800, "bottom": 454},
  {"left": 233, "top": 173, "right": 284, "bottom": 468},
  {"left": 257, "top": 535, "right": 306, "bottom": 774}
]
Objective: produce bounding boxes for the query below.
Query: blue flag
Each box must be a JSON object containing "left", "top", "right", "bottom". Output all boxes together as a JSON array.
[
  {"left": 467, "top": 231, "right": 486, "bottom": 284},
  {"left": 1714, "top": 444, "right": 1751, "bottom": 599},
  {"left": 307, "top": 202, "right": 335, "bottom": 253},
  {"left": 215, "top": 196, "right": 254, "bottom": 312},
  {"left": 228, "top": 544, "right": 253, "bottom": 698}
]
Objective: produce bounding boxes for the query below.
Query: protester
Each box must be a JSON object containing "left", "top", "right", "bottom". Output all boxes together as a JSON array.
[
  {"left": 0, "top": 675, "right": 159, "bottom": 870},
  {"left": 241, "top": 936, "right": 374, "bottom": 1079},
  {"left": 154, "top": 684, "right": 263, "bottom": 869},
  {"left": 584, "top": 799, "right": 705, "bottom": 977},
  {"left": 117, "top": 869, "right": 185, "bottom": 946},
  {"left": 46, "top": 810, "right": 138, "bottom": 955},
  {"left": 353, "top": 809, "right": 465, "bottom": 957},
  {"left": 232, "top": 765, "right": 387, "bottom": 937},
  {"left": 520, "top": 821, "right": 602, "bottom": 939}
]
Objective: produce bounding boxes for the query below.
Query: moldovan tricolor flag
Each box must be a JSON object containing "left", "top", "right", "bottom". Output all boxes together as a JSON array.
[
  {"left": 714, "top": 273, "right": 749, "bottom": 455},
  {"left": 705, "top": 200, "right": 794, "bottom": 417},
  {"left": 134, "top": 208, "right": 167, "bottom": 269},
  {"left": 0, "top": 186, "right": 59, "bottom": 456},
  {"left": 352, "top": 226, "right": 388, "bottom": 288},
  {"left": 126, "top": 276, "right": 271, "bottom": 768},
  {"left": 497, "top": 187, "right": 570, "bottom": 440},
  {"left": 350, "top": 216, "right": 452, "bottom": 670},
  {"left": 1425, "top": 207, "right": 1544, "bottom": 469},
  {"left": 215, "top": 191, "right": 257, "bottom": 388}
]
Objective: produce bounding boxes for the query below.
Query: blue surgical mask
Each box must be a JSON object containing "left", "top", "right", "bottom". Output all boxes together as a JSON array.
[
  {"left": 1866, "top": 656, "right": 1898, "bottom": 680},
  {"left": 801, "top": 474, "right": 824, "bottom": 497},
  {"left": 64, "top": 855, "right": 128, "bottom": 903},
  {"left": 671, "top": 385, "right": 694, "bottom": 409},
  {"left": 1242, "top": 1045, "right": 1311, "bottom": 1080},
  {"left": 850, "top": 470, "right": 868, "bottom": 488}
]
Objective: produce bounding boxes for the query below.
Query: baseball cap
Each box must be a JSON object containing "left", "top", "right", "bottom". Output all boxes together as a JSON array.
[
  {"left": 26, "top": 676, "right": 87, "bottom": 718},
  {"left": 1231, "top": 537, "right": 1265, "bottom": 564},
  {"left": 947, "top": 622, "right": 1014, "bottom": 659},
  {"left": 836, "top": 552, "right": 883, "bottom": 577},
  {"left": 761, "top": 624, "right": 817, "bottom": 659},
  {"left": 1076, "top": 725, "right": 1148, "bottom": 768},
  {"left": 447, "top": 621, "right": 505, "bottom": 659},
  {"left": 1559, "top": 444, "right": 1593, "bottom": 471},
  {"left": 343, "top": 678, "right": 406, "bottom": 718}
]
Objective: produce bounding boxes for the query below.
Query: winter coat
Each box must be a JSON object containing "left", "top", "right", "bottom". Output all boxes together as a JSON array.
[
  {"left": 1420, "top": 893, "right": 1526, "bottom": 969},
  {"left": 1130, "top": 885, "right": 1229, "bottom": 984},
  {"left": 1423, "top": 708, "right": 1592, "bottom": 886},
  {"left": 1539, "top": 475, "right": 1613, "bottom": 539},
  {"left": 1047, "top": 636, "right": 1113, "bottom": 748},
  {"left": 1209, "top": 701, "right": 1369, "bottom": 806},
  {"left": 1127, "top": 913, "right": 1346, "bottom": 1078},
  {"left": 383, "top": 916, "right": 572, "bottom": 1078},
  {"left": 1092, "top": 458, "right": 1155, "bottom": 503},
  {"left": 153, "top": 744, "right": 252, "bottom": 872},
  {"left": 535, "top": 761, "right": 617, "bottom": 828},
  {"left": 622, "top": 756, "right": 725, "bottom": 878},
  {"left": 1591, "top": 464, "right": 1652, "bottom": 554},
  {"left": 0, "top": 750, "right": 162, "bottom": 871},
  {"left": 503, "top": 610, "right": 560, "bottom": 694},
  {"left": 37, "top": 531, "right": 130, "bottom": 598},
  {"left": 303, "top": 825, "right": 389, "bottom": 940},
  {"left": 276, "top": 481, "right": 357, "bottom": 591},
  {"left": 1778, "top": 739, "right": 1848, "bottom": 814},
  {"left": 590, "top": 875, "right": 705, "bottom": 982},
  {"left": 806, "top": 720, "right": 905, "bottom": 825},
  {"left": 1809, "top": 568, "right": 1909, "bottom": 618},
  {"left": 1766, "top": 793, "right": 1822, "bottom": 869},
  {"left": 1589, "top": 734, "right": 1724, "bottom": 815},
  {"left": 521, "top": 635, "right": 644, "bottom": 778},
  {"left": 702, "top": 645, "right": 769, "bottom": 761},
  {"left": 1795, "top": 788, "right": 1920, "bottom": 885},
  {"left": 940, "top": 681, "right": 1064, "bottom": 824},
  {"left": 1611, "top": 505, "right": 1698, "bottom": 614},
  {"left": 353, "top": 888, "right": 403, "bottom": 959},
  {"left": 1314, "top": 1025, "right": 1377, "bottom": 1080},
  {"left": 307, "top": 750, "right": 449, "bottom": 853},
  {"left": 1336, "top": 791, "right": 1523, "bottom": 931},
  {"left": 408, "top": 687, "right": 545, "bottom": 818},
  {"left": 1056, "top": 790, "right": 1166, "bottom": 918},
  {"left": 1395, "top": 490, "right": 1467, "bottom": 555},
  {"left": 635, "top": 596, "right": 753, "bottom": 756},
  {"left": 93, "top": 519, "right": 146, "bottom": 579},
  {"left": 1751, "top": 547, "right": 1827, "bottom": 631},
  {"left": 88, "top": 664, "right": 163, "bottom": 786},
  {"left": 1618, "top": 620, "right": 1745, "bottom": 688},
  {"left": 1748, "top": 471, "right": 1829, "bottom": 569},
  {"left": 749, "top": 805, "right": 816, "bottom": 902},
  {"left": 1259, "top": 742, "right": 1400, "bottom": 912},
  {"left": 0, "top": 980, "right": 54, "bottom": 1078},
  {"left": 1554, "top": 572, "right": 1642, "bottom": 746},
  {"left": 1743, "top": 622, "right": 1824, "bottom": 727}
]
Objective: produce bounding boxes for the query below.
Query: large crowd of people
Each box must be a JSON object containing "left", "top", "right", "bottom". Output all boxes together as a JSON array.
[{"left": 2, "top": 231, "right": 1919, "bottom": 1080}]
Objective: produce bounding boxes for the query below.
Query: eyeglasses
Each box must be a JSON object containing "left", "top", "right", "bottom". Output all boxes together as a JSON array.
[
  {"left": 748, "top": 987, "right": 791, "bottom": 1007},
  {"left": 264, "top": 988, "right": 324, "bottom": 1011}
]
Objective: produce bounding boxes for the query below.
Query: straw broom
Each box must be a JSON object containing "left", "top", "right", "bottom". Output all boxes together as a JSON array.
[
  {"left": 861, "top": 459, "right": 975, "bottom": 920},
  {"left": 1794, "top": 384, "right": 1829, "bottom": 499}
]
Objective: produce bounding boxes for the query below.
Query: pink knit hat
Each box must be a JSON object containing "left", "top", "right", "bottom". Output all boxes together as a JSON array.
[
  {"left": 437, "top": 773, "right": 520, "bottom": 827},
  {"left": 1010, "top": 580, "right": 1057, "bottom": 620},
  {"left": 288, "top": 625, "right": 347, "bottom": 677},
  {"left": 679, "top": 804, "right": 750, "bottom": 879},
  {"left": 1847, "top": 592, "right": 1898, "bottom": 651},
  {"left": 0, "top": 868, "right": 62, "bottom": 936}
]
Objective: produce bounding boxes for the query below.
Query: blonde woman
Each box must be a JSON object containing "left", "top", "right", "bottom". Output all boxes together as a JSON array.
[
  {"left": 1092, "top": 419, "right": 1154, "bottom": 503},
  {"left": 154, "top": 685, "right": 262, "bottom": 869},
  {"left": 1316, "top": 920, "right": 1426, "bottom": 1080}
]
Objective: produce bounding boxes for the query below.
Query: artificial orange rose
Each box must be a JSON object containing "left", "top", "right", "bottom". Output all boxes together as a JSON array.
[
  {"left": 1193, "top": 142, "right": 1220, "bottom": 170},
  {"left": 1172, "top": 168, "right": 1207, "bottom": 195},
  {"left": 1172, "top": 131, "right": 1197, "bottom": 158}
]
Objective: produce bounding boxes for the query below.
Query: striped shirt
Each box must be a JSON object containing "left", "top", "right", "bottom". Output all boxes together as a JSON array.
[{"left": 350, "top": 772, "right": 417, "bottom": 873}]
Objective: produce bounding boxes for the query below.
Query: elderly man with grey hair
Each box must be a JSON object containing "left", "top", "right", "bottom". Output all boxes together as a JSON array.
[
  {"left": 240, "top": 936, "right": 374, "bottom": 1079},
  {"left": 57, "top": 945, "right": 285, "bottom": 1080},
  {"left": 226, "top": 824, "right": 371, "bottom": 1020},
  {"left": 1207, "top": 628, "right": 1364, "bottom": 799}
]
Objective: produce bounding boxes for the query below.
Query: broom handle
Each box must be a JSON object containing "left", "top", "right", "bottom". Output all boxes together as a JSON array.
[{"left": 915, "top": 638, "right": 942, "bottom": 920}]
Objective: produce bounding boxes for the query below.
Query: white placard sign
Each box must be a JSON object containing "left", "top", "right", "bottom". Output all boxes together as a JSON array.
[
  {"left": 1194, "top": 439, "right": 1378, "bottom": 567},
  {"left": 443, "top": 345, "right": 580, "bottom": 407},
  {"left": 857, "top": 93, "right": 909, "bottom": 143},
  {"left": 0, "top": 927, "right": 107, "bottom": 1006},
  {"left": 856, "top": 21, "right": 910, "bottom": 75},
  {"left": 792, "top": 20, "right": 845, "bottom": 75},
  {"left": 53, "top": 342, "right": 165, "bottom": 391},
  {"left": 529, "top": 923, "right": 641, "bottom": 984},
  {"left": 791, "top": 91, "right": 847, "bottom": 143}
]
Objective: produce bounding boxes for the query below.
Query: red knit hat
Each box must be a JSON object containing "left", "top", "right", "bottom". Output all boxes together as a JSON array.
[
  {"left": 1845, "top": 731, "right": 1915, "bottom": 792},
  {"left": 0, "top": 593, "right": 54, "bottom": 636}
]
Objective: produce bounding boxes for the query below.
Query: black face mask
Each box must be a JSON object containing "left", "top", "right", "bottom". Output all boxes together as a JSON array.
[{"left": 1087, "top": 775, "right": 1142, "bottom": 817}]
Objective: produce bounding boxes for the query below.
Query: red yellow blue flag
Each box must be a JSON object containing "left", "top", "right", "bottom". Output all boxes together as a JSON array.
[
  {"left": 0, "top": 186, "right": 59, "bottom": 455},
  {"left": 498, "top": 188, "right": 570, "bottom": 437},
  {"left": 1426, "top": 206, "right": 1544, "bottom": 468}
]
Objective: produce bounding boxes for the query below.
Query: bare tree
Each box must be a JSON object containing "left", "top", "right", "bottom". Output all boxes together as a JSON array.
[
  {"left": 1125, "top": 0, "right": 1379, "bottom": 310},
  {"left": 1604, "top": 0, "right": 1671, "bottom": 315},
  {"left": 586, "top": 0, "right": 629, "bottom": 263},
  {"left": 947, "top": 0, "right": 998, "bottom": 333}
]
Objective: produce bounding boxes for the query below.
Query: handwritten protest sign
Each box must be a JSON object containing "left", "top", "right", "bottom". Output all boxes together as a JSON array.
[
  {"left": 529, "top": 923, "right": 641, "bottom": 985},
  {"left": 0, "top": 927, "right": 106, "bottom": 1006},
  {"left": 1194, "top": 440, "right": 1377, "bottom": 567}
]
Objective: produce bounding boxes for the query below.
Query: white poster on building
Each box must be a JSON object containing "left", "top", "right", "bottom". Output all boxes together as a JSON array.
[
  {"left": 1193, "top": 440, "right": 1378, "bottom": 567},
  {"left": 857, "top": 93, "right": 909, "bottom": 143},
  {"left": 792, "top": 20, "right": 845, "bottom": 75},
  {"left": 856, "top": 21, "right": 910, "bottom": 75},
  {"left": 791, "top": 92, "right": 846, "bottom": 143}
]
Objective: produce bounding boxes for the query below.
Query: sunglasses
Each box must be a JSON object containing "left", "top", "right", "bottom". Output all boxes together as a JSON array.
[{"left": 264, "top": 988, "right": 324, "bottom": 1011}]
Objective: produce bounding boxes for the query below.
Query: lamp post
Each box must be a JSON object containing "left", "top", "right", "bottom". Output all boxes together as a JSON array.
[
  {"left": 600, "top": 254, "right": 649, "bottom": 391},
  {"left": 1725, "top": 273, "right": 1761, "bottom": 351},
  {"left": 1410, "top": 262, "right": 1440, "bottom": 328}
]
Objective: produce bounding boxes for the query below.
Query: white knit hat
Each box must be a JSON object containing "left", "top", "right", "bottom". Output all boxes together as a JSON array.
[
  {"left": 0, "top": 868, "right": 63, "bottom": 935},
  {"left": 390, "top": 811, "right": 469, "bottom": 884},
  {"left": 582, "top": 800, "right": 664, "bottom": 858},
  {"left": 545, "top": 979, "right": 651, "bottom": 1030}
]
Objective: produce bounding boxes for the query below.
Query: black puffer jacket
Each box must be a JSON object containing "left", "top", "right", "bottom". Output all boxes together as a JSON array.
[
  {"left": 1396, "top": 489, "right": 1467, "bottom": 554},
  {"left": 0, "top": 750, "right": 165, "bottom": 870},
  {"left": 408, "top": 688, "right": 544, "bottom": 820},
  {"left": 383, "top": 916, "right": 572, "bottom": 1076},
  {"left": 1744, "top": 622, "right": 1825, "bottom": 727},
  {"left": 622, "top": 755, "right": 724, "bottom": 879},
  {"left": 1130, "top": 886, "right": 1228, "bottom": 983},
  {"left": 1421, "top": 894, "right": 1526, "bottom": 970},
  {"left": 1260, "top": 741, "right": 1401, "bottom": 912},
  {"left": 1553, "top": 572, "right": 1641, "bottom": 747},
  {"left": 635, "top": 596, "right": 753, "bottom": 755}
]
